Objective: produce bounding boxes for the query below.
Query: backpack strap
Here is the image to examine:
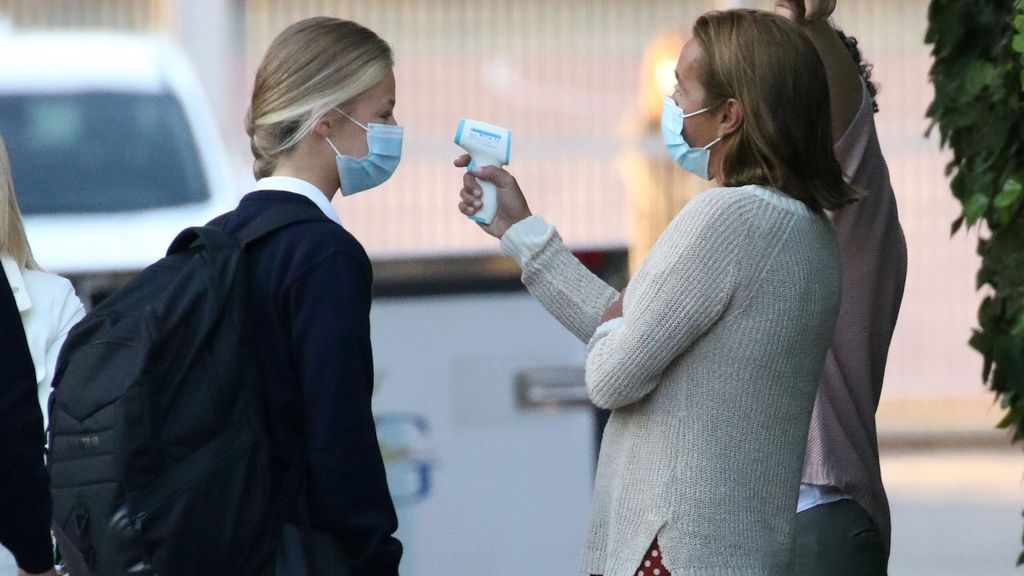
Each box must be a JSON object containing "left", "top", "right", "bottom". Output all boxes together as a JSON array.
[
  {"left": 235, "top": 202, "right": 329, "bottom": 248},
  {"left": 167, "top": 202, "right": 328, "bottom": 256},
  {"left": 205, "top": 211, "right": 233, "bottom": 230},
  {"left": 232, "top": 203, "right": 324, "bottom": 523}
]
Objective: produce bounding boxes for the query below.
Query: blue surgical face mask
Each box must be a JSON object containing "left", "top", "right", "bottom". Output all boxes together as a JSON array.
[
  {"left": 325, "top": 108, "right": 403, "bottom": 196},
  {"left": 661, "top": 95, "right": 721, "bottom": 181}
]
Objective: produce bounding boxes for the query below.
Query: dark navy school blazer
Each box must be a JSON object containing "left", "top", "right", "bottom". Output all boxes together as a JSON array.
[{"left": 225, "top": 191, "right": 401, "bottom": 575}]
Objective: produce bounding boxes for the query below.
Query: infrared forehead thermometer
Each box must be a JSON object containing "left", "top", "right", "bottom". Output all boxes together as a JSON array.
[{"left": 454, "top": 118, "right": 511, "bottom": 225}]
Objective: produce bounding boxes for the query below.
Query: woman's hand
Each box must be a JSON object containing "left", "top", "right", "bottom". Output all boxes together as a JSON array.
[
  {"left": 774, "top": 0, "right": 837, "bottom": 22},
  {"left": 455, "top": 154, "right": 532, "bottom": 239},
  {"left": 600, "top": 288, "right": 626, "bottom": 324}
]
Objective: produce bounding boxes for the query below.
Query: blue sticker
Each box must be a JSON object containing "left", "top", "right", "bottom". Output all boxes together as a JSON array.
[{"left": 454, "top": 118, "right": 466, "bottom": 144}]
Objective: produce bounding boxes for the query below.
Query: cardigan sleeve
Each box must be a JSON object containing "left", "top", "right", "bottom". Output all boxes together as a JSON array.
[
  {"left": 501, "top": 216, "right": 620, "bottom": 343},
  {"left": 583, "top": 192, "right": 742, "bottom": 409},
  {"left": 501, "top": 192, "right": 746, "bottom": 410}
]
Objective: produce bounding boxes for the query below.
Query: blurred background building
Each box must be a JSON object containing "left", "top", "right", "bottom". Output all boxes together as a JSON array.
[{"left": 0, "top": 0, "right": 1018, "bottom": 574}]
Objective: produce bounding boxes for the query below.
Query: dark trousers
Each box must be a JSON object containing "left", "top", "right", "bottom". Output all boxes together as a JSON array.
[{"left": 794, "top": 499, "right": 887, "bottom": 576}]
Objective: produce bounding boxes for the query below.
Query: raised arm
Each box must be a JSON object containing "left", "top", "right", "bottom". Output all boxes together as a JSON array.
[{"left": 776, "top": 0, "right": 864, "bottom": 142}]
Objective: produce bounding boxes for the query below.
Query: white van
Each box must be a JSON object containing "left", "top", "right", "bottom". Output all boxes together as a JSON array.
[
  {"left": 0, "top": 32, "right": 237, "bottom": 303},
  {"left": 370, "top": 250, "right": 627, "bottom": 575}
]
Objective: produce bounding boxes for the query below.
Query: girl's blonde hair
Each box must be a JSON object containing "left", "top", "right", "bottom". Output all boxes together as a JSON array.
[
  {"left": 0, "top": 133, "right": 38, "bottom": 269},
  {"left": 246, "top": 17, "right": 393, "bottom": 179},
  {"left": 693, "top": 10, "right": 860, "bottom": 212}
]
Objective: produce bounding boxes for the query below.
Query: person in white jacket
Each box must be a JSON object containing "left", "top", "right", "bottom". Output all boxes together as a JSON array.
[{"left": 0, "top": 133, "right": 85, "bottom": 576}]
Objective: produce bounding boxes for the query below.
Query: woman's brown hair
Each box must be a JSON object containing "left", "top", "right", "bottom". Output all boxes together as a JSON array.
[
  {"left": 246, "top": 17, "right": 393, "bottom": 179},
  {"left": 693, "top": 9, "right": 860, "bottom": 211}
]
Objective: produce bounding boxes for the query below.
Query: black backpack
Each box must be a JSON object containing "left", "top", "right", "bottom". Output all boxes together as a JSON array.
[{"left": 47, "top": 203, "right": 326, "bottom": 576}]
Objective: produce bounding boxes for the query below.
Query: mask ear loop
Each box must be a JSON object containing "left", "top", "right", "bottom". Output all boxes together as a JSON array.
[
  {"left": 676, "top": 101, "right": 719, "bottom": 149},
  {"left": 697, "top": 104, "right": 726, "bottom": 150},
  {"left": 702, "top": 136, "right": 723, "bottom": 151},
  {"left": 325, "top": 106, "right": 372, "bottom": 156},
  {"left": 681, "top": 106, "right": 710, "bottom": 118},
  {"left": 667, "top": 95, "right": 710, "bottom": 120},
  {"left": 333, "top": 106, "right": 369, "bottom": 131},
  {"left": 324, "top": 136, "right": 344, "bottom": 157}
]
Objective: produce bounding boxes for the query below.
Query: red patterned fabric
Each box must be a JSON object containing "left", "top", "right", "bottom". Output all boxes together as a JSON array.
[
  {"left": 636, "top": 539, "right": 671, "bottom": 576},
  {"left": 591, "top": 539, "right": 671, "bottom": 576}
]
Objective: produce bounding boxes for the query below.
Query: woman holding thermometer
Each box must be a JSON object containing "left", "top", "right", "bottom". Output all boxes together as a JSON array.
[{"left": 456, "top": 8, "right": 856, "bottom": 576}]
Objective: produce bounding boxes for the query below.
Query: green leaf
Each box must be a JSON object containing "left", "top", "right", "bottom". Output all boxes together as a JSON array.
[
  {"left": 997, "top": 407, "right": 1017, "bottom": 429},
  {"left": 930, "top": 0, "right": 1024, "bottom": 553},
  {"left": 964, "top": 193, "right": 990, "bottom": 226},
  {"left": 1012, "top": 310, "right": 1024, "bottom": 337},
  {"left": 990, "top": 330, "right": 1024, "bottom": 394},
  {"left": 1001, "top": 392, "right": 1015, "bottom": 409},
  {"left": 977, "top": 263, "right": 994, "bottom": 289},
  {"left": 951, "top": 215, "right": 965, "bottom": 236},
  {"left": 984, "top": 228, "right": 1024, "bottom": 288},
  {"left": 951, "top": 171, "right": 968, "bottom": 201},
  {"left": 964, "top": 62, "right": 998, "bottom": 96},
  {"left": 971, "top": 329, "right": 996, "bottom": 382},
  {"left": 996, "top": 176, "right": 1024, "bottom": 209},
  {"left": 982, "top": 303, "right": 998, "bottom": 332},
  {"left": 995, "top": 176, "right": 1024, "bottom": 226},
  {"left": 970, "top": 329, "right": 990, "bottom": 353}
]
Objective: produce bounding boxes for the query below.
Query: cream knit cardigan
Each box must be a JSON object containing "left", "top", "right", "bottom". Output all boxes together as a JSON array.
[{"left": 500, "top": 185, "right": 842, "bottom": 575}]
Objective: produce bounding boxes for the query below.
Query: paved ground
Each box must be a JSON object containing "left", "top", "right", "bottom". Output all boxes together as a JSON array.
[{"left": 884, "top": 447, "right": 1023, "bottom": 575}]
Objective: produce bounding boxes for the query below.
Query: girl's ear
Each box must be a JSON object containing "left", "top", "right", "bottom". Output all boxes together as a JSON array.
[{"left": 312, "top": 112, "right": 335, "bottom": 139}]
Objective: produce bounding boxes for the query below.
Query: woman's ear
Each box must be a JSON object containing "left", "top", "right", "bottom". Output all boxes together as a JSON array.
[
  {"left": 718, "top": 98, "right": 745, "bottom": 138},
  {"left": 312, "top": 113, "right": 335, "bottom": 140}
]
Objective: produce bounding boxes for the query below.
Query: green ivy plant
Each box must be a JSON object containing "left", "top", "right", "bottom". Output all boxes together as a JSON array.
[{"left": 927, "top": 0, "right": 1024, "bottom": 563}]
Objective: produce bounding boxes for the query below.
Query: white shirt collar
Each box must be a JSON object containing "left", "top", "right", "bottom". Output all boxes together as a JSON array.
[
  {"left": 253, "top": 176, "right": 342, "bottom": 226},
  {"left": 1, "top": 253, "right": 32, "bottom": 312}
]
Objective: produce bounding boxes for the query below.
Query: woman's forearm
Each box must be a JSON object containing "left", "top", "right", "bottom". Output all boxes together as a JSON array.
[{"left": 801, "top": 18, "right": 864, "bottom": 142}]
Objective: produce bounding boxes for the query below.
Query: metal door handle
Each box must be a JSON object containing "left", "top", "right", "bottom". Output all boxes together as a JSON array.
[{"left": 515, "top": 366, "right": 590, "bottom": 409}]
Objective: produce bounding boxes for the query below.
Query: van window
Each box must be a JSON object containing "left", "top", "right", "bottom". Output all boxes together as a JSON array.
[{"left": 0, "top": 92, "right": 208, "bottom": 214}]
